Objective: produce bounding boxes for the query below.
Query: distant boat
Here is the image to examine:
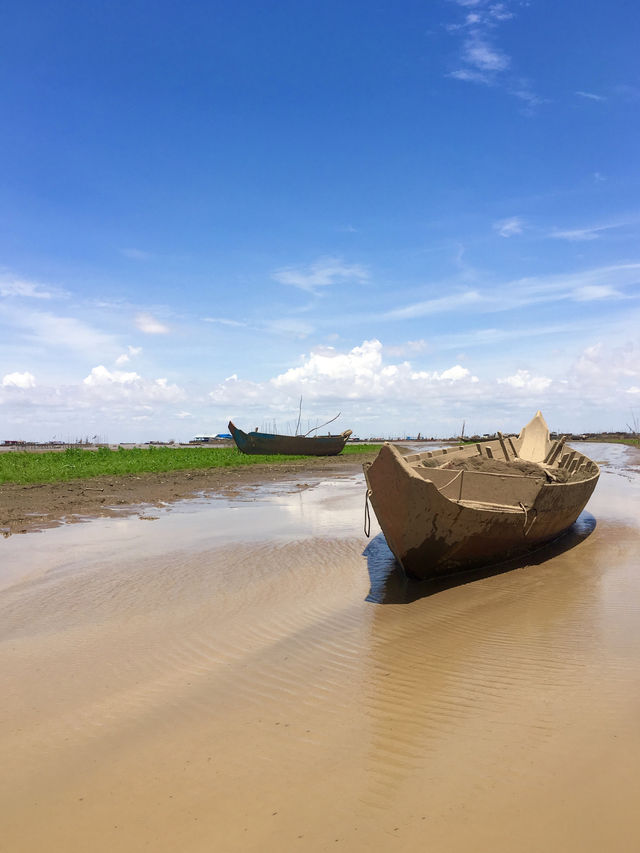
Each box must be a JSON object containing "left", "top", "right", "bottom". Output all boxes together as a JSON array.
[
  {"left": 363, "top": 411, "right": 599, "bottom": 579},
  {"left": 228, "top": 421, "right": 352, "bottom": 456}
]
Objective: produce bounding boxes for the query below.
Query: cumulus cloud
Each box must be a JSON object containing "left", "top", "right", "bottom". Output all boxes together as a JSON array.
[
  {"left": 82, "top": 366, "right": 184, "bottom": 403},
  {"left": 2, "top": 371, "right": 36, "bottom": 389},
  {"left": 115, "top": 345, "right": 143, "bottom": 365},
  {"left": 83, "top": 366, "right": 141, "bottom": 386},
  {"left": 272, "top": 257, "right": 369, "bottom": 294},
  {"left": 568, "top": 340, "right": 640, "bottom": 411},
  {"left": 497, "top": 369, "right": 552, "bottom": 392},
  {"left": 210, "top": 339, "right": 479, "bottom": 410},
  {"left": 135, "top": 313, "right": 169, "bottom": 334}
]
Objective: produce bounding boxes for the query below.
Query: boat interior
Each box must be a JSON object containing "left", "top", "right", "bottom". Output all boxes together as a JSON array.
[{"left": 398, "top": 433, "right": 598, "bottom": 508}]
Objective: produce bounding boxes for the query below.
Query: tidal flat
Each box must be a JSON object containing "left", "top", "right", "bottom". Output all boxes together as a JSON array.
[{"left": 2, "top": 443, "right": 640, "bottom": 852}]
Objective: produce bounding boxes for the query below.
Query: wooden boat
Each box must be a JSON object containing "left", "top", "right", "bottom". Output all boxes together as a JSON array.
[
  {"left": 363, "top": 412, "right": 599, "bottom": 580},
  {"left": 228, "top": 421, "right": 352, "bottom": 456}
]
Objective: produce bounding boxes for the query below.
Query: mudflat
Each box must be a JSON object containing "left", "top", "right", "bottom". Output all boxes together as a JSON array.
[
  {"left": 0, "top": 451, "right": 378, "bottom": 536},
  {"left": 2, "top": 443, "right": 640, "bottom": 852}
]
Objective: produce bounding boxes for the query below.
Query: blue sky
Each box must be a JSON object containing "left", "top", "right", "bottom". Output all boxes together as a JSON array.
[{"left": 1, "top": 0, "right": 639, "bottom": 440}]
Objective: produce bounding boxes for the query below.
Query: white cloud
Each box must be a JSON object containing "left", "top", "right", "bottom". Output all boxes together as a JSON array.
[
  {"left": 0, "top": 275, "right": 66, "bottom": 300},
  {"left": 115, "top": 345, "right": 143, "bottom": 365},
  {"left": 175, "top": 411, "right": 193, "bottom": 418},
  {"left": 627, "top": 386, "right": 640, "bottom": 395},
  {"left": 83, "top": 366, "right": 141, "bottom": 386},
  {"left": 446, "top": 2, "right": 544, "bottom": 110},
  {"left": 463, "top": 36, "right": 510, "bottom": 72},
  {"left": 272, "top": 257, "right": 369, "bottom": 294},
  {"left": 448, "top": 68, "right": 491, "bottom": 84},
  {"left": 0, "top": 306, "right": 119, "bottom": 355},
  {"left": 569, "top": 340, "right": 640, "bottom": 407},
  {"left": 576, "top": 91, "right": 606, "bottom": 102},
  {"left": 264, "top": 318, "right": 315, "bottom": 339},
  {"left": 203, "top": 317, "right": 246, "bottom": 327},
  {"left": 550, "top": 226, "right": 604, "bottom": 242},
  {"left": 440, "top": 365, "right": 474, "bottom": 381},
  {"left": 498, "top": 369, "right": 552, "bottom": 392},
  {"left": 494, "top": 216, "right": 524, "bottom": 237},
  {"left": 210, "top": 340, "right": 480, "bottom": 411},
  {"left": 385, "top": 290, "right": 482, "bottom": 320},
  {"left": 2, "top": 371, "right": 36, "bottom": 389},
  {"left": 571, "top": 285, "right": 620, "bottom": 301},
  {"left": 82, "top": 366, "right": 184, "bottom": 404},
  {"left": 384, "top": 339, "right": 430, "bottom": 357},
  {"left": 135, "top": 312, "right": 169, "bottom": 334}
]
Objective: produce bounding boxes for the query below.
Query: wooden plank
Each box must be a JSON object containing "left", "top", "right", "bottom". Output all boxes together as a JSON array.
[{"left": 497, "top": 432, "right": 510, "bottom": 461}]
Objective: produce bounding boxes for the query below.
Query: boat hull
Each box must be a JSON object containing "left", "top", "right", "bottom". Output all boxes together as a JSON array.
[
  {"left": 228, "top": 421, "right": 352, "bottom": 456},
  {"left": 363, "top": 420, "right": 599, "bottom": 580}
]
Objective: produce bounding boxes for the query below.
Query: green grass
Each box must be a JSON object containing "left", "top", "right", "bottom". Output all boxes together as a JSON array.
[{"left": 0, "top": 443, "right": 380, "bottom": 485}]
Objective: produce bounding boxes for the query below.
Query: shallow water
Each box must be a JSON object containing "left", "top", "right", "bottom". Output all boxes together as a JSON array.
[{"left": 2, "top": 443, "right": 640, "bottom": 852}]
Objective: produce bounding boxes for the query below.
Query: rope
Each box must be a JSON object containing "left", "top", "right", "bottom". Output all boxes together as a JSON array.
[
  {"left": 440, "top": 469, "right": 463, "bottom": 491},
  {"left": 519, "top": 502, "right": 538, "bottom": 536},
  {"left": 364, "top": 489, "right": 372, "bottom": 538}
]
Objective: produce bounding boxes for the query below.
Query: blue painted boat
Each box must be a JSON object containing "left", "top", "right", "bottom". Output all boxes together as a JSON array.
[{"left": 228, "top": 421, "right": 352, "bottom": 456}]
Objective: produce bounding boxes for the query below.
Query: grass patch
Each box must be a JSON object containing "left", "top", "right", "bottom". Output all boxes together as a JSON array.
[{"left": 0, "top": 443, "right": 380, "bottom": 485}]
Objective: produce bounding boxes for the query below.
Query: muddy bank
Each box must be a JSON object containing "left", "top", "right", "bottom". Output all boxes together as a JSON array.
[{"left": 0, "top": 451, "right": 379, "bottom": 536}]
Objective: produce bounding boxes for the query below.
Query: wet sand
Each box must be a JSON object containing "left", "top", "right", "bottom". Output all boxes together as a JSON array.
[{"left": 2, "top": 443, "right": 640, "bottom": 851}]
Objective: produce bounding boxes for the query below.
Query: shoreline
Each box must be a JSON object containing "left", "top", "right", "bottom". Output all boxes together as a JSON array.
[{"left": 0, "top": 451, "right": 379, "bottom": 537}]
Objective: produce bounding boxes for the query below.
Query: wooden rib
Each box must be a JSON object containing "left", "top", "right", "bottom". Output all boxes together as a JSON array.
[
  {"left": 497, "top": 432, "right": 510, "bottom": 461},
  {"left": 544, "top": 436, "right": 566, "bottom": 465}
]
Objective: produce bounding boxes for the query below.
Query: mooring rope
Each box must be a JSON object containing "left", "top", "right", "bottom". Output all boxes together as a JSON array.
[
  {"left": 519, "top": 501, "right": 538, "bottom": 536},
  {"left": 364, "top": 489, "right": 372, "bottom": 538}
]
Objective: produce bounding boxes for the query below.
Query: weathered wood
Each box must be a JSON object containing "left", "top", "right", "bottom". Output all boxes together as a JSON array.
[
  {"left": 497, "top": 432, "right": 510, "bottom": 461},
  {"left": 363, "top": 412, "right": 599, "bottom": 580}
]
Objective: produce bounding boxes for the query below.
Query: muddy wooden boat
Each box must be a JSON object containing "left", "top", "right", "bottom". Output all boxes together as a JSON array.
[
  {"left": 363, "top": 412, "right": 599, "bottom": 579},
  {"left": 228, "top": 421, "right": 352, "bottom": 456}
]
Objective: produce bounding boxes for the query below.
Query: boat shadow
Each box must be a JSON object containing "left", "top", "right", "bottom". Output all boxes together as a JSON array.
[{"left": 364, "top": 511, "right": 597, "bottom": 604}]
